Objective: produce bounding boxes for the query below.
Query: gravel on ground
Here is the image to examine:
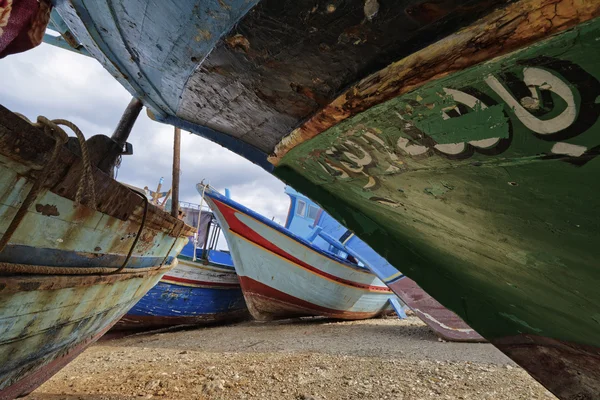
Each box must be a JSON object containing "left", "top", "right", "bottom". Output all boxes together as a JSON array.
[{"left": 27, "top": 316, "right": 557, "bottom": 400}]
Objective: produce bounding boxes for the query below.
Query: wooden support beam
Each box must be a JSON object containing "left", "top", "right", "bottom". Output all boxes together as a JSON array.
[{"left": 171, "top": 127, "right": 181, "bottom": 218}]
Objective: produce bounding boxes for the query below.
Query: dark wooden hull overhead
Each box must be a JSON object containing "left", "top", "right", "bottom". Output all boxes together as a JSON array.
[
  {"left": 54, "top": 0, "right": 508, "bottom": 167},
  {"left": 178, "top": 0, "right": 508, "bottom": 154},
  {"left": 39, "top": 1, "right": 600, "bottom": 398}
]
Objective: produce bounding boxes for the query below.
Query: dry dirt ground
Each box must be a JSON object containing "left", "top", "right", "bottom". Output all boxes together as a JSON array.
[{"left": 27, "top": 316, "right": 556, "bottom": 400}]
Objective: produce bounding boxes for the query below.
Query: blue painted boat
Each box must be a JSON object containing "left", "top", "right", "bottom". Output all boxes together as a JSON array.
[
  {"left": 116, "top": 206, "right": 248, "bottom": 329},
  {"left": 284, "top": 186, "right": 484, "bottom": 342},
  {"left": 0, "top": 105, "right": 194, "bottom": 399},
  {"left": 200, "top": 185, "right": 397, "bottom": 321}
]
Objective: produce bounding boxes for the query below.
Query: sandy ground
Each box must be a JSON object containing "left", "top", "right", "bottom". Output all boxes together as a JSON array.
[{"left": 27, "top": 316, "right": 556, "bottom": 400}]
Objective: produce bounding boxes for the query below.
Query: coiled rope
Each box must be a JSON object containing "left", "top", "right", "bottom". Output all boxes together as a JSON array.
[
  {"left": 0, "top": 116, "right": 96, "bottom": 253},
  {"left": 14, "top": 114, "right": 96, "bottom": 206}
]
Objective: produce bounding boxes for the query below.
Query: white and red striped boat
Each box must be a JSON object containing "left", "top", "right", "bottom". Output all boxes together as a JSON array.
[{"left": 201, "top": 185, "right": 396, "bottom": 321}]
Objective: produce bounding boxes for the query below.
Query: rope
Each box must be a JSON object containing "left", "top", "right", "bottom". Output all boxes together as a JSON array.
[
  {"left": 0, "top": 258, "right": 177, "bottom": 276},
  {"left": 0, "top": 116, "right": 68, "bottom": 252},
  {"left": 0, "top": 115, "right": 97, "bottom": 253},
  {"left": 112, "top": 188, "right": 149, "bottom": 274},
  {"left": 15, "top": 114, "right": 96, "bottom": 207},
  {"left": 47, "top": 118, "right": 96, "bottom": 208}
]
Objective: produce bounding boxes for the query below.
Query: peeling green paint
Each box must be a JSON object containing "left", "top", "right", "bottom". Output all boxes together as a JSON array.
[
  {"left": 423, "top": 183, "right": 453, "bottom": 198},
  {"left": 414, "top": 103, "right": 509, "bottom": 145},
  {"left": 274, "top": 17, "right": 600, "bottom": 351}
]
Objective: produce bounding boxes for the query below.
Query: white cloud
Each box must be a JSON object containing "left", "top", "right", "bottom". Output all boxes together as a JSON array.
[{"left": 1, "top": 43, "right": 289, "bottom": 227}]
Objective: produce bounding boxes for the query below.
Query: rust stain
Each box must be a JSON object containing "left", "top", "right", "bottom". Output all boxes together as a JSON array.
[
  {"left": 269, "top": 0, "right": 600, "bottom": 165},
  {"left": 217, "top": 0, "right": 231, "bottom": 11},
  {"left": 1, "top": 267, "right": 167, "bottom": 293},
  {"left": 195, "top": 29, "right": 212, "bottom": 42},
  {"left": 405, "top": 0, "right": 456, "bottom": 25},
  {"left": 337, "top": 25, "right": 368, "bottom": 45},
  {"left": 72, "top": 203, "right": 96, "bottom": 221},
  {"left": 225, "top": 34, "right": 250, "bottom": 53},
  {"left": 290, "top": 83, "right": 329, "bottom": 107},
  {"left": 493, "top": 334, "right": 600, "bottom": 399},
  {"left": 135, "top": 230, "right": 160, "bottom": 254},
  {"left": 35, "top": 204, "right": 59, "bottom": 217}
]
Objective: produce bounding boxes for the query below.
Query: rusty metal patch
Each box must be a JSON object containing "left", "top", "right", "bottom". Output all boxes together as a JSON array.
[{"left": 34, "top": 203, "right": 59, "bottom": 217}]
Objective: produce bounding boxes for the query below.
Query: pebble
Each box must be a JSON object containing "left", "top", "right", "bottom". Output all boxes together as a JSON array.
[{"left": 24, "top": 316, "right": 556, "bottom": 400}]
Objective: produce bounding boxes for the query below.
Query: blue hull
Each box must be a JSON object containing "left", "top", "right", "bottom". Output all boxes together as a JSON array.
[
  {"left": 122, "top": 281, "right": 248, "bottom": 328},
  {"left": 117, "top": 253, "right": 248, "bottom": 329}
]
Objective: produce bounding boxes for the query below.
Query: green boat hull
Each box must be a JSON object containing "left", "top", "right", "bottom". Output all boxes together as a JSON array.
[{"left": 275, "top": 17, "right": 600, "bottom": 398}]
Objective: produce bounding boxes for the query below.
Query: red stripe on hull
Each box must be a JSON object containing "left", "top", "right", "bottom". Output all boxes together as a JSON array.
[
  {"left": 0, "top": 321, "right": 116, "bottom": 400},
  {"left": 210, "top": 199, "right": 390, "bottom": 293},
  {"left": 239, "top": 276, "right": 386, "bottom": 321},
  {"left": 389, "top": 278, "right": 485, "bottom": 342},
  {"left": 162, "top": 275, "right": 240, "bottom": 288}
]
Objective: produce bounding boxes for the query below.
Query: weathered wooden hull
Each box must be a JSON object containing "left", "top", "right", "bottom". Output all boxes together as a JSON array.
[
  {"left": 0, "top": 270, "right": 166, "bottom": 399},
  {"left": 274, "top": 16, "right": 600, "bottom": 399},
  {"left": 0, "top": 106, "right": 194, "bottom": 399},
  {"left": 116, "top": 255, "right": 248, "bottom": 330},
  {"left": 44, "top": 1, "right": 600, "bottom": 397},
  {"left": 203, "top": 188, "right": 395, "bottom": 321}
]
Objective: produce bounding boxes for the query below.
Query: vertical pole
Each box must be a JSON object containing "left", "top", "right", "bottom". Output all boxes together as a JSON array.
[
  {"left": 171, "top": 127, "right": 181, "bottom": 218},
  {"left": 202, "top": 218, "right": 212, "bottom": 262},
  {"left": 193, "top": 185, "right": 207, "bottom": 262}
]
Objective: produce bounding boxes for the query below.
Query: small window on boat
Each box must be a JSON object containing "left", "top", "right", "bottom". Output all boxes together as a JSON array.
[
  {"left": 307, "top": 205, "right": 319, "bottom": 220},
  {"left": 296, "top": 200, "right": 307, "bottom": 216}
]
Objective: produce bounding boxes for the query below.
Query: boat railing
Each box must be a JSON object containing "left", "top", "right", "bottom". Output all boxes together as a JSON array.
[
  {"left": 179, "top": 201, "right": 211, "bottom": 213},
  {"left": 316, "top": 231, "right": 369, "bottom": 270}
]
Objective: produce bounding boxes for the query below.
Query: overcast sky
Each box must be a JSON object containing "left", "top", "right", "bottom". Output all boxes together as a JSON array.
[{"left": 1, "top": 43, "right": 290, "bottom": 225}]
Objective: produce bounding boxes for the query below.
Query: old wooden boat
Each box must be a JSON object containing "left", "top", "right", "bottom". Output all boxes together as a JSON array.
[
  {"left": 0, "top": 105, "right": 194, "bottom": 399},
  {"left": 116, "top": 206, "right": 248, "bottom": 330},
  {"left": 201, "top": 185, "right": 396, "bottom": 321},
  {"left": 6, "top": 0, "right": 600, "bottom": 397},
  {"left": 285, "top": 187, "right": 483, "bottom": 342}
]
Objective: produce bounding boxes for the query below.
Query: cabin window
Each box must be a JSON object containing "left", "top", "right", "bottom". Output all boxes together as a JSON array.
[
  {"left": 307, "top": 205, "right": 319, "bottom": 220},
  {"left": 296, "top": 200, "right": 307, "bottom": 217}
]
